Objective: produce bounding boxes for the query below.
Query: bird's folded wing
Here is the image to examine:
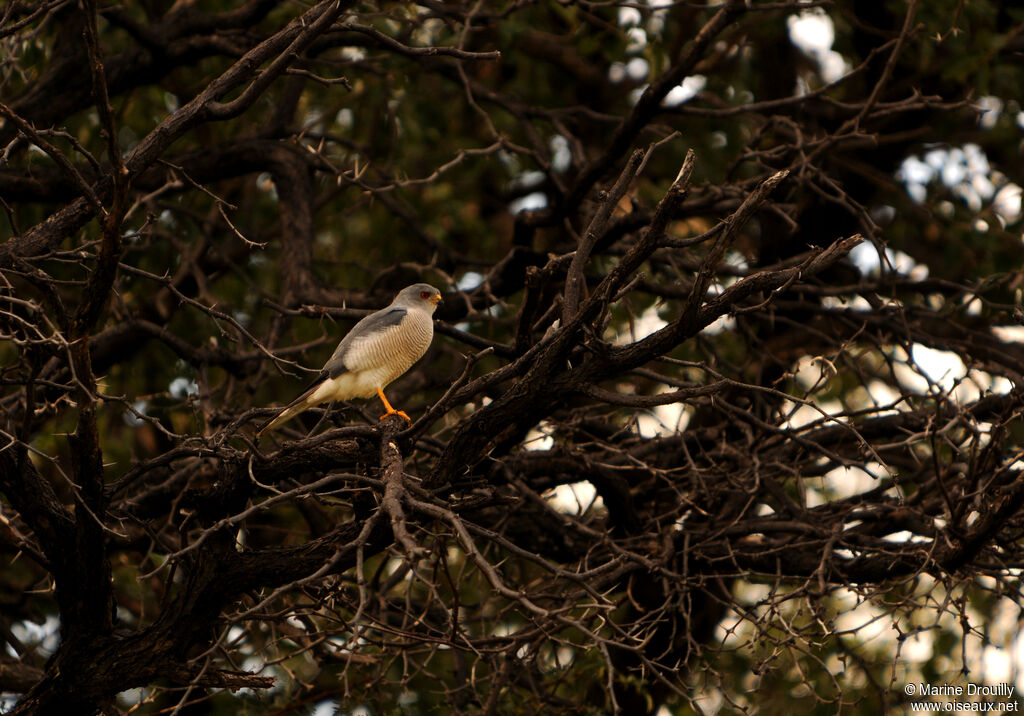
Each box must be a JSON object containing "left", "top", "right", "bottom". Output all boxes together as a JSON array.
[{"left": 323, "top": 305, "right": 407, "bottom": 378}]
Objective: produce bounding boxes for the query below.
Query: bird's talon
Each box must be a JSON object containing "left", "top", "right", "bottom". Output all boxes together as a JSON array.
[{"left": 379, "top": 410, "right": 412, "bottom": 422}]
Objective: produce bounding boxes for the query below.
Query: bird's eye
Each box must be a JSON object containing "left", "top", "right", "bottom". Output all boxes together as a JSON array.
[{"left": 420, "top": 291, "right": 430, "bottom": 300}]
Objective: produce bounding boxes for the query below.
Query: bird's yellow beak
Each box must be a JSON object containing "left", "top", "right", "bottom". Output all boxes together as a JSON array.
[{"left": 430, "top": 294, "right": 443, "bottom": 306}]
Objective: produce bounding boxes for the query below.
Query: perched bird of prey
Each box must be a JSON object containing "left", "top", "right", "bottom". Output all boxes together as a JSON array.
[{"left": 258, "top": 283, "right": 442, "bottom": 436}]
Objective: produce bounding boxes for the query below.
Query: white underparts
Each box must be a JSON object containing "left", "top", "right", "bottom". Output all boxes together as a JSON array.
[{"left": 309, "top": 311, "right": 433, "bottom": 404}]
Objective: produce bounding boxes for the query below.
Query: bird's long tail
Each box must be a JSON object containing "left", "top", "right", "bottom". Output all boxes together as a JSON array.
[{"left": 256, "top": 385, "right": 320, "bottom": 438}]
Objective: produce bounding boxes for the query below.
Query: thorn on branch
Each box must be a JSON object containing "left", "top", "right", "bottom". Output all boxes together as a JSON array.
[
  {"left": 682, "top": 168, "right": 790, "bottom": 327},
  {"left": 563, "top": 147, "right": 649, "bottom": 323}
]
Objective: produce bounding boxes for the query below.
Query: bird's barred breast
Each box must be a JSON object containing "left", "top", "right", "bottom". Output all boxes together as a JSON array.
[{"left": 347, "top": 312, "right": 434, "bottom": 388}]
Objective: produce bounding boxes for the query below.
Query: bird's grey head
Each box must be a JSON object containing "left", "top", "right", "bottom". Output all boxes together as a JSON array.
[{"left": 393, "top": 283, "right": 443, "bottom": 313}]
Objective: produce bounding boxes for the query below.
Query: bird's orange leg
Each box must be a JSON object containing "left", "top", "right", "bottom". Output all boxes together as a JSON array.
[{"left": 376, "top": 387, "right": 411, "bottom": 422}]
